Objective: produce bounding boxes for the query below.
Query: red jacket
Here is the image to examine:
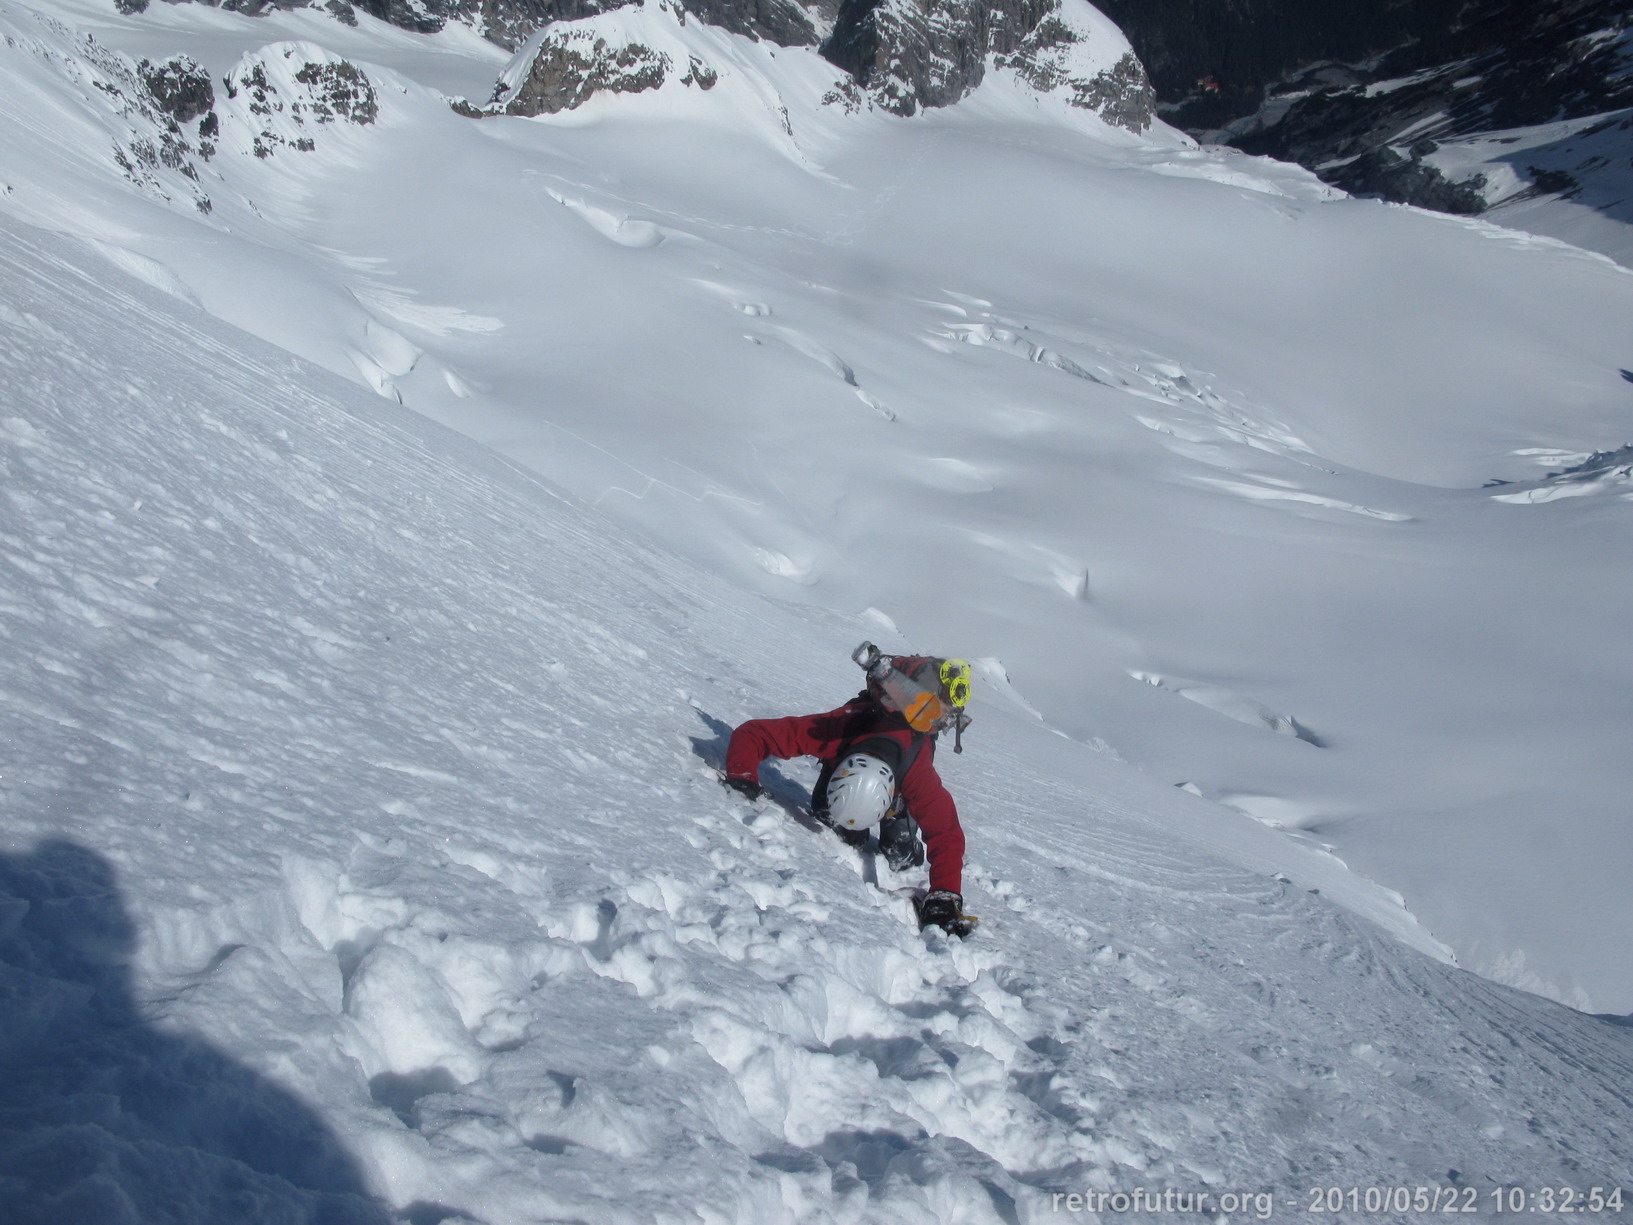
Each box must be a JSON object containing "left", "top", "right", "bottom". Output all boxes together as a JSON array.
[{"left": 725, "top": 695, "right": 966, "bottom": 894}]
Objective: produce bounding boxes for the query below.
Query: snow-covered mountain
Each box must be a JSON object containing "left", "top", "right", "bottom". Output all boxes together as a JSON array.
[
  {"left": 113, "top": 0, "right": 1156, "bottom": 123},
  {"left": 320, "top": 0, "right": 1633, "bottom": 266},
  {"left": 1138, "top": 0, "right": 1633, "bottom": 267},
  {"left": 3, "top": 0, "right": 1633, "bottom": 1221}
]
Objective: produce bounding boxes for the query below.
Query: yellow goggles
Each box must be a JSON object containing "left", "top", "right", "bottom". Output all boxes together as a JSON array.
[{"left": 940, "top": 658, "right": 971, "bottom": 709}]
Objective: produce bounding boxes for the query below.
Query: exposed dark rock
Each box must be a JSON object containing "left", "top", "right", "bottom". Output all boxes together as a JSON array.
[
  {"left": 128, "top": 0, "right": 625, "bottom": 48},
  {"left": 362, "top": 0, "right": 817, "bottom": 50},
  {"left": 996, "top": 17, "right": 1153, "bottom": 130},
  {"left": 3, "top": 22, "right": 214, "bottom": 215},
  {"left": 996, "top": 11, "right": 1075, "bottom": 86},
  {"left": 1525, "top": 166, "right": 1582, "bottom": 198},
  {"left": 293, "top": 59, "right": 380, "bottom": 123},
  {"left": 1488, "top": 442, "right": 1633, "bottom": 495},
  {"left": 151, "top": 0, "right": 1151, "bottom": 123},
  {"left": 1079, "top": 51, "right": 1154, "bottom": 130},
  {"left": 446, "top": 0, "right": 643, "bottom": 51},
  {"left": 818, "top": 76, "right": 866, "bottom": 112},
  {"left": 353, "top": 0, "right": 451, "bottom": 31},
  {"left": 190, "top": 0, "right": 320, "bottom": 13},
  {"left": 140, "top": 56, "right": 216, "bottom": 123},
  {"left": 681, "top": 54, "right": 720, "bottom": 89},
  {"left": 1225, "top": 5, "right": 1633, "bottom": 155},
  {"left": 1326, "top": 147, "right": 1489, "bottom": 214},
  {"left": 144, "top": 0, "right": 829, "bottom": 49},
  {"left": 225, "top": 53, "right": 379, "bottom": 157},
  {"left": 817, "top": 0, "right": 1152, "bottom": 123},
  {"left": 679, "top": 0, "right": 824, "bottom": 45},
  {"left": 1109, "top": 0, "right": 1633, "bottom": 221},
  {"left": 1089, "top": 0, "right": 1465, "bottom": 132},
  {"left": 125, "top": 0, "right": 361, "bottom": 17},
  {"left": 496, "top": 31, "right": 671, "bottom": 115},
  {"left": 1551, "top": 443, "right": 1633, "bottom": 479},
  {"left": 823, "top": 0, "right": 1055, "bottom": 114}
]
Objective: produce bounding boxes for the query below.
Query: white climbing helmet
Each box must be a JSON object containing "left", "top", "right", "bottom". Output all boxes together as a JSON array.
[{"left": 824, "top": 753, "right": 897, "bottom": 831}]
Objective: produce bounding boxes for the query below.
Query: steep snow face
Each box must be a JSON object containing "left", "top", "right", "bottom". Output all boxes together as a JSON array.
[
  {"left": 4, "top": 0, "right": 1633, "bottom": 1019},
  {"left": 6, "top": 207, "right": 1633, "bottom": 1225}
]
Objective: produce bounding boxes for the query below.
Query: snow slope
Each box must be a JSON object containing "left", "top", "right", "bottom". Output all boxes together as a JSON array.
[
  {"left": 5, "top": 197, "right": 1633, "bottom": 1223},
  {"left": 1, "top": 0, "right": 1632, "bottom": 1010},
  {"left": 27, "top": 0, "right": 1633, "bottom": 1016}
]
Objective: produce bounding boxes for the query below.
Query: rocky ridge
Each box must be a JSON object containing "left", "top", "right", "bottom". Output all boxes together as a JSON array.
[
  {"left": 498, "top": 0, "right": 1150, "bottom": 124},
  {"left": 821, "top": 0, "right": 1053, "bottom": 114},
  {"left": 115, "top": 0, "right": 823, "bottom": 50},
  {"left": 3, "top": 11, "right": 383, "bottom": 223},
  {"left": 483, "top": 26, "right": 676, "bottom": 115},
  {"left": 103, "top": 0, "right": 1633, "bottom": 242},
  {"left": 128, "top": 0, "right": 1152, "bottom": 129},
  {"left": 1079, "top": 0, "right": 1633, "bottom": 238},
  {"left": 1214, "top": 0, "right": 1633, "bottom": 217}
]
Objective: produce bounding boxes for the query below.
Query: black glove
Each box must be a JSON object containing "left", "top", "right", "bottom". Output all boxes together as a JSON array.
[
  {"left": 721, "top": 775, "right": 763, "bottom": 801},
  {"left": 917, "top": 889, "right": 966, "bottom": 934}
]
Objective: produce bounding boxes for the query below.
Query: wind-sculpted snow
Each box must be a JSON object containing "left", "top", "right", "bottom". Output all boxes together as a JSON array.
[{"left": 6, "top": 205, "right": 1633, "bottom": 1222}]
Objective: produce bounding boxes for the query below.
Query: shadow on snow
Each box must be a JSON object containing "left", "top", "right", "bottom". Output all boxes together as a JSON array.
[{"left": 0, "top": 838, "right": 393, "bottom": 1224}]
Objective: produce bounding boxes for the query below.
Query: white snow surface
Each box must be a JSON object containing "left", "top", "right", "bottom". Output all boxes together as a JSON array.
[
  {"left": 3, "top": 0, "right": 1633, "bottom": 1219},
  {"left": 6, "top": 190, "right": 1633, "bottom": 1225}
]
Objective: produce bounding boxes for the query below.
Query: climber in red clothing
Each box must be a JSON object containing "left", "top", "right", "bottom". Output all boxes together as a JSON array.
[{"left": 722, "top": 645, "right": 976, "bottom": 935}]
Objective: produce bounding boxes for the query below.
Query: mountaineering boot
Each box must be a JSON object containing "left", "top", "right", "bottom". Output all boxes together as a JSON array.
[
  {"left": 877, "top": 814, "right": 924, "bottom": 871},
  {"left": 815, "top": 809, "right": 870, "bottom": 849}
]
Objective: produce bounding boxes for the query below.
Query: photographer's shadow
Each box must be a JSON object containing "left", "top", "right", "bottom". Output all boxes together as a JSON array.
[{"left": 0, "top": 839, "right": 392, "bottom": 1224}]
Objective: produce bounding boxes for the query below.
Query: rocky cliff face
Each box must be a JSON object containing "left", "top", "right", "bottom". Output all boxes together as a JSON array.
[
  {"left": 1211, "top": 0, "right": 1633, "bottom": 216},
  {"left": 496, "top": 0, "right": 1150, "bottom": 125},
  {"left": 484, "top": 26, "right": 675, "bottom": 114},
  {"left": 822, "top": 0, "right": 1052, "bottom": 113},
  {"left": 138, "top": 0, "right": 1151, "bottom": 128},
  {"left": 994, "top": 15, "right": 1151, "bottom": 130},
  {"left": 421, "top": 0, "right": 830, "bottom": 46},
  {"left": 123, "top": 0, "right": 824, "bottom": 50},
  {"left": 1086, "top": 0, "right": 1467, "bottom": 133},
  {"left": 4, "top": 14, "right": 383, "bottom": 226},
  {"left": 1091, "top": 0, "right": 1633, "bottom": 223},
  {"left": 815, "top": 0, "right": 1149, "bottom": 126}
]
